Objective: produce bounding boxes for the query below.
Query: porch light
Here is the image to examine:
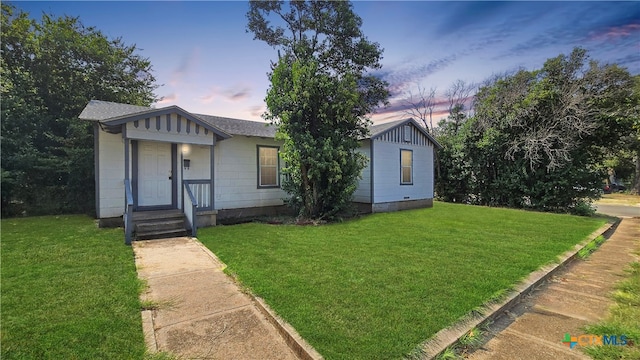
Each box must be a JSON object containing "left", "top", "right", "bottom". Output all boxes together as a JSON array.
[
  {"left": 181, "top": 144, "right": 191, "bottom": 156},
  {"left": 183, "top": 159, "right": 191, "bottom": 170}
]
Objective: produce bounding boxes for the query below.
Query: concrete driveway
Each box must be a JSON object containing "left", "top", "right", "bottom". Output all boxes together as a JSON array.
[{"left": 595, "top": 203, "right": 640, "bottom": 218}]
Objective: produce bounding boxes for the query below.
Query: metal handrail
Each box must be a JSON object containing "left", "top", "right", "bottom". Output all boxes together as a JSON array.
[{"left": 124, "top": 179, "right": 134, "bottom": 245}]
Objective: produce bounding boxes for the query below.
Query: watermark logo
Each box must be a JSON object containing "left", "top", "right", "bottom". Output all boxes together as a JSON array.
[{"left": 562, "top": 333, "right": 628, "bottom": 348}]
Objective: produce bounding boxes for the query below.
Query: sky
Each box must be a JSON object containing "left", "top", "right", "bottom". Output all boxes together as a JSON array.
[{"left": 11, "top": 1, "right": 640, "bottom": 124}]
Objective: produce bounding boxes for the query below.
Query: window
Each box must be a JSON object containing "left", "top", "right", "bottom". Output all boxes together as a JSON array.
[
  {"left": 258, "top": 146, "right": 279, "bottom": 187},
  {"left": 400, "top": 149, "right": 413, "bottom": 185}
]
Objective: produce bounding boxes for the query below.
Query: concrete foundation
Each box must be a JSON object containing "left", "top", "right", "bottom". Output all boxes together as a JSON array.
[
  {"left": 216, "top": 205, "right": 294, "bottom": 224},
  {"left": 98, "top": 216, "right": 123, "bottom": 228},
  {"left": 196, "top": 210, "right": 217, "bottom": 227},
  {"left": 371, "top": 198, "right": 433, "bottom": 213}
]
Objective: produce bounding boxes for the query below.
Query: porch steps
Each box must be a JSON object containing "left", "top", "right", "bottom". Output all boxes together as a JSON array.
[{"left": 132, "top": 210, "right": 188, "bottom": 240}]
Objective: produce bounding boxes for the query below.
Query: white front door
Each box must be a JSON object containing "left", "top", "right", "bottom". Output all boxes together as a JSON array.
[{"left": 138, "top": 142, "right": 172, "bottom": 207}]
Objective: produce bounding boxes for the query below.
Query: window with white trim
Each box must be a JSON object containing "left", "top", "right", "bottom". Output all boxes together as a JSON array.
[
  {"left": 258, "top": 146, "right": 279, "bottom": 188},
  {"left": 400, "top": 149, "right": 413, "bottom": 185}
]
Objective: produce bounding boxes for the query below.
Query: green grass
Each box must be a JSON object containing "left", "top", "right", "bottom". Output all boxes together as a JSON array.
[
  {"left": 1, "top": 215, "right": 147, "bottom": 359},
  {"left": 198, "top": 202, "right": 606, "bottom": 360},
  {"left": 578, "top": 235, "right": 607, "bottom": 259},
  {"left": 582, "top": 261, "right": 640, "bottom": 359}
]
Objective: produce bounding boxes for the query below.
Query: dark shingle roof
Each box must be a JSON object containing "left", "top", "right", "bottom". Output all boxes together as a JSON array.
[
  {"left": 370, "top": 119, "right": 409, "bottom": 137},
  {"left": 79, "top": 100, "right": 272, "bottom": 137},
  {"left": 78, "top": 100, "right": 151, "bottom": 121},
  {"left": 78, "top": 101, "right": 439, "bottom": 147},
  {"left": 195, "top": 114, "right": 276, "bottom": 138}
]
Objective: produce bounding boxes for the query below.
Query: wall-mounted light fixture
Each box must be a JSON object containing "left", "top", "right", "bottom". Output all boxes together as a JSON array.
[{"left": 183, "top": 159, "right": 191, "bottom": 170}]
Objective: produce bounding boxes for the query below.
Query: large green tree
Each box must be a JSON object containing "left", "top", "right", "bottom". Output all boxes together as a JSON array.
[
  {"left": 247, "top": 1, "right": 389, "bottom": 219},
  {"left": 435, "top": 48, "right": 635, "bottom": 214},
  {"left": 1, "top": 4, "right": 158, "bottom": 216}
]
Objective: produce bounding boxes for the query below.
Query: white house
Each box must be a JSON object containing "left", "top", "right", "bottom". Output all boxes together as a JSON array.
[{"left": 79, "top": 100, "right": 441, "bottom": 243}]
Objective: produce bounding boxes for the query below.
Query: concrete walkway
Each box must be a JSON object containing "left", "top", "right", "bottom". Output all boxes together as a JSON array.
[
  {"left": 133, "top": 237, "right": 301, "bottom": 360},
  {"left": 466, "top": 217, "right": 640, "bottom": 360}
]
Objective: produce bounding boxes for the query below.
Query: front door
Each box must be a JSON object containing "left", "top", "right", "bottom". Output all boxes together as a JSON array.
[{"left": 138, "top": 142, "right": 173, "bottom": 207}]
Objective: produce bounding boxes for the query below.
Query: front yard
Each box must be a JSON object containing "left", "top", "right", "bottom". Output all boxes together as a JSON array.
[
  {"left": 0, "top": 204, "right": 607, "bottom": 359},
  {"left": 1, "top": 215, "right": 147, "bottom": 360},
  {"left": 199, "top": 202, "right": 607, "bottom": 359}
]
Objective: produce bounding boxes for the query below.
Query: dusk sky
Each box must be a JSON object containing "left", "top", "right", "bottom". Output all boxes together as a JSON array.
[{"left": 12, "top": 1, "right": 640, "bottom": 123}]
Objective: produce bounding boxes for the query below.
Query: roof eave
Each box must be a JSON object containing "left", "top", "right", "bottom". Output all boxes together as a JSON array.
[{"left": 101, "top": 105, "right": 232, "bottom": 140}]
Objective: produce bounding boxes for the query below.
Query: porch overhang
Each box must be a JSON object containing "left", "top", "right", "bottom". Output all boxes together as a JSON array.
[{"left": 102, "top": 106, "right": 231, "bottom": 142}]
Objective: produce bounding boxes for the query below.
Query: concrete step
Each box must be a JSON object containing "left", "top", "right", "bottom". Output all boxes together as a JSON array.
[
  {"left": 132, "top": 210, "right": 189, "bottom": 240},
  {"left": 137, "top": 228, "right": 188, "bottom": 241},
  {"left": 133, "top": 209, "right": 184, "bottom": 221},
  {"left": 136, "top": 219, "right": 185, "bottom": 233}
]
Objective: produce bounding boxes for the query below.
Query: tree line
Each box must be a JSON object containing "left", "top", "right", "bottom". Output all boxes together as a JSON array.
[
  {"left": 1, "top": 4, "right": 157, "bottom": 216},
  {"left": 431, "top": 48, "right": 639, "bottom": 215}
]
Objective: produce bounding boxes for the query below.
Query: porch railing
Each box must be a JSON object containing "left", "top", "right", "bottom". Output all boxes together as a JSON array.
[
  {"left": 184, "top": 180, "right": 211, "bottom": 209},
  {"left": 124, "top": 179, "right": 134, "bottom": 245},
  {"left": 183, "top": 182, "right": 199, "bottom": 237}
]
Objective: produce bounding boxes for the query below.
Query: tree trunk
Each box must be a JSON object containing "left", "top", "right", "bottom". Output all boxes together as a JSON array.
[{"left": 634, "top": 150, "right": 640, "bottom": 195}]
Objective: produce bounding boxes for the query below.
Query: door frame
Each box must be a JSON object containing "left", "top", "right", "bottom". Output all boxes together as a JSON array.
[{"left": 132, "top": 140, "right": 178, "bottom": 211}]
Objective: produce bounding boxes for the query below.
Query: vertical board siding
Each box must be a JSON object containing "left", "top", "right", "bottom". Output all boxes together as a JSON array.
[{"left": 375, "top": 123, "right": 432, "bottom": 147}]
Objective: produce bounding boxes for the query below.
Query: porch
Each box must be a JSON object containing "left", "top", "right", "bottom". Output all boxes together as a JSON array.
[{"left": 124, "top": 178, "right": 217, "bottom": 244}]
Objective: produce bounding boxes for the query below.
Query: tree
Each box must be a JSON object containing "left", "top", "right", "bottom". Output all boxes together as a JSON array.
[
  {"left": 402, "top": 84, "right": 437, "bottom": 132},
  {"left": 247, "top": 1, "right": 389, "bottom": 219},
  {"left": 436, "top": 48, "right": 635, "bottom": 214},
  {"left": 434, "top": 104, "right": 471, "bottom": 202},
  {"left": 1, "top": 4, "right": 158, "bottom": 216},
  {"left": 602, "top": 74, "right": 640, "bottom": 194},
  {"left": 445, "top": 79, "right": 475, "bottom": 117}
]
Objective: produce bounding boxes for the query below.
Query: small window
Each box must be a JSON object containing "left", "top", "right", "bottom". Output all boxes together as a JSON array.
[
  {"left": 401, "top": 149, "right": 413, "bottom": 185},
  {"left": 403, "top": 125, "right": 411, "bottom": 142},
  {"left": 258, "top": 146, "right": 279, "bottom": 188}
]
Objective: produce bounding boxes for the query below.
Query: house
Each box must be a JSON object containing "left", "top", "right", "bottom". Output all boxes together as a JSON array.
[{"left": 79, "top": 100, "right": 441, "bottom": 243}]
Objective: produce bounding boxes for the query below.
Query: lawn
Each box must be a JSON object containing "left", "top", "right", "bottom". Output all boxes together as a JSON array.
[
  {"left": 198, "top": 202, "right": 607, "bottom": 360},
  {"left": 1, "top": 215, "right": 147, "bottom": 360}
]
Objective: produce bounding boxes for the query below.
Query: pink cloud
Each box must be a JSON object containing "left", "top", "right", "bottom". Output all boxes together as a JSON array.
[
  {"left": 198, "top": 85, "right": 252, "bottom": 104},
  {"left": 199, "top": 91, "right": 216, "bottom": 104},
  {"left": 249, "top": 105, "right": 266, "bottom": 118},
  {"left": 156, "top": 93, "right": 178, "bottom": 105},
  {"left": 589, "top": 23, "right": 640, "bottom": 41}
]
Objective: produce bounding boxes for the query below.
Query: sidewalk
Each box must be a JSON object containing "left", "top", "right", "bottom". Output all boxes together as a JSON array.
[
  {"left": 133, "top": 237, "right": 301, "bottom": 360},
  {"left": 466, "top": 217, "right": 640, "bottom": 360}
]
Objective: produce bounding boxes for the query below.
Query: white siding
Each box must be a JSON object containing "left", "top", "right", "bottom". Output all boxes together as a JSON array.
[
  {"left": 214, "top": 136, "right": 287, "bottom": 210},
  {"left": 353, "top": 140, "right": 372, "bottom": 203},
  {"left": 372, "top": 140, "right": 434, "bottom": 203},
  {"left": 181, "top": 144, "right": 210, "bottom": 181},
  {"left": 98, "top": 130, "right": 125, "bottom": 218}
]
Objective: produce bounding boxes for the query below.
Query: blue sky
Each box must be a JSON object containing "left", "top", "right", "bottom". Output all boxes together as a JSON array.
[{"left": 12, "top": 1, "right": 640, "bottom": 123}]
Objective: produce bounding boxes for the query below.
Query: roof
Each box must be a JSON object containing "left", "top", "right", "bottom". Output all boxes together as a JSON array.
[
  {"left": 82, "top": 101, "right": 232, "bottom": 139},
  {"left": 79, "top": 100, "right": 274, "bottom": 138},
  {"left": 78, "top": 101, "right": 440, "bottom": 148},
  {"left": 196, "top": 114, "right": 276, "bottom": 138},
  {"left": 78, "top": 100, "right": 150, "bottom": 121},
  {"left": 370, "top": 118, "right": 442, "bottom": 148}
]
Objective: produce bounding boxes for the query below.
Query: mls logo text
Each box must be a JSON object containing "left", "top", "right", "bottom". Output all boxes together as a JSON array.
[{"left": 562, "top": 333, "right": 628, "bottom": 349}]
